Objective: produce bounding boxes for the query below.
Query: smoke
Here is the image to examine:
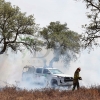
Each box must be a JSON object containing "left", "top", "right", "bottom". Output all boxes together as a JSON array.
[
  {"left": 48, "top": 44, "right": 77, "bottom": 68},
  {"left": 17, "top": 74, "right": 49, "bottom": 90},
  {"left": 0, "top": 47, "right": 100, "bottom": 90},
  {"left": 0, "top": 49, "right": 50, "bottom": 90},
  {"left": 61, "top": 48, "right": 100, "bottom": 87},
  {"left": 48, "top": 49, "right": 60, "bottom": 68},
  {"left": 43, "top": 47, "right": 100, "bottom": 88}
]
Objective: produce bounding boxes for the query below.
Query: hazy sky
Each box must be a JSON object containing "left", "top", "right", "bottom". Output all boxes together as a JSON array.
[
  {"left": 6, "top": 0, "right": 88, "bottom": 33},
  {"left": 0, "top": 0, "right": 100, "bottom": 87}
]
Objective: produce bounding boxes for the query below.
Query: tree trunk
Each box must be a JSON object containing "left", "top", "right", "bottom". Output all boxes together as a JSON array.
[{"left": 0, "top": 43, "right": 7, "bottom": 54}]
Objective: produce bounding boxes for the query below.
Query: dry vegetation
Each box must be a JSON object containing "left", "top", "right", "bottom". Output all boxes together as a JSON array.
[{"left": 0, "top": 86, "right": 100, "bottom": 100}]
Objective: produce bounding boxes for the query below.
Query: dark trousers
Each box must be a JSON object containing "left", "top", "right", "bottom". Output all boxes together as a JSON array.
[{"left": 72, "top": 81, "right": 79, "bottom": 91}]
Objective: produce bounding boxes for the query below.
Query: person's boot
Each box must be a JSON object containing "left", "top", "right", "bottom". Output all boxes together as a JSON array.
[{"left": 72, "top": 87, "right": 75, "bottom": 91}]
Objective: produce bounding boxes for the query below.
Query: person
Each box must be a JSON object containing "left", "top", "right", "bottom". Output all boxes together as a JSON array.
[{"left": 72, "top": 67, "right": 82, "bottom": 91}]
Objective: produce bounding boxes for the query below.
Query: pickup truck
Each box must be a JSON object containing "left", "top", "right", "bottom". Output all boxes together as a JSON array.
[{"left": 22, "top": 66, "right": 73, "bottom": 88}]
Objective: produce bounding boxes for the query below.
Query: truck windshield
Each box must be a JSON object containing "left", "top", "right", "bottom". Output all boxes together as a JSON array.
[{"left": 49, "top": 69, "right": 63, "bottom": 74}]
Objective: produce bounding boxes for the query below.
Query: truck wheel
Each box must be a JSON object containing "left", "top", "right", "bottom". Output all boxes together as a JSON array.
[{"left": 51, "top": 79, "right": 58, "bottom": 89}]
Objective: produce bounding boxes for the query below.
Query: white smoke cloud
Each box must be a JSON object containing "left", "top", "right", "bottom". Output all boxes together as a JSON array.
[{"left": 0, "top": 47, "right": 100, "bottom": 90}]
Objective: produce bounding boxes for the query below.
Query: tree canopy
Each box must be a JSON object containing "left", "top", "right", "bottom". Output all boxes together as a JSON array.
[
  {"left": 40, "top": 21, "right": 82, "bottom": 66},
  {"left": 0, "top": 0, "right": 82, "bottom": 64},
  {"left": 0, "top": 0, "right": 42, "bottom": 54},
  {"left": 81, "top": 0, "right": 100, "bottom": 48}
]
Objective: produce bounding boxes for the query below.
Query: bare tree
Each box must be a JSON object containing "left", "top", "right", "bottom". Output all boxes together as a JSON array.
[{"left": 80, "top": 0, "right": 100, "bottom": 48}]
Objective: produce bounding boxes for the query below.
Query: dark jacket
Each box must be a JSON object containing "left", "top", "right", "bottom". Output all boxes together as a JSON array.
[{"left": 73, "top": 70, "right": 80, "bottom": 83}]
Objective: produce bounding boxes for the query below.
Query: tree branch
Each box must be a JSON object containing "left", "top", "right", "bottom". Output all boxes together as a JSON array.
[
  {"left": 0, "top": 38, "right": 4, "bottom": 43},
  {"left": 85, "top": 0, "right": 100, "bottom": 11}
]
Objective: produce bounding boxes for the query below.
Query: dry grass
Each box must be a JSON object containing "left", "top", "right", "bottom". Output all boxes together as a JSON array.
[{"left": 0, "top": 86, "right": 100, "bottom": 100}]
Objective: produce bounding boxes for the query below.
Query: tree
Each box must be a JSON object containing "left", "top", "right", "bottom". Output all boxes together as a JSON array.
[
  {"left": 81, "top": 0, "right": 100, "bottom": 48},
  {"left": 0, "top": 0, "right": 42, "bottom": 54},
  {"left": 40, "top": 21, "right": 82, "bottom": 67}
]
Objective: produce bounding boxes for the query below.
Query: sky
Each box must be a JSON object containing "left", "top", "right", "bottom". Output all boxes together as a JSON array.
[
  {"left": 6, "top": 0, "right": 88, "bottom": 33},
  {"left": 0, "top": 0, "right": 100, "bottom": 88}
]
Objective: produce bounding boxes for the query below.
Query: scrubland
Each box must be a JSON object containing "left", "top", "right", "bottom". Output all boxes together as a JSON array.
[{"left": 0, "top": 86, "right": 100, "bottom": 100}]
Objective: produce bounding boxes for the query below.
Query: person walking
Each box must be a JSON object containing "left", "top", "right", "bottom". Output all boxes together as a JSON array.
[{"left": 72, "top": 67, "right": 82, "bottom": 91}]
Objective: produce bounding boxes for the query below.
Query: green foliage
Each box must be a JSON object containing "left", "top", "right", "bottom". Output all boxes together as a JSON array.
[
  {"left": 0, "top": 0, "right": 41, "bottom": 54},
  {"left": 40, "top": 21, "right": 82, "bottom": 64},
  {"left": 40, "top": 21, "right": 81, "bottom": 53}
]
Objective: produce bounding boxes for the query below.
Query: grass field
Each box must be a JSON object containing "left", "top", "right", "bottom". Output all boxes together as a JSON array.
[{"left": 0, "top": 86, "right": 100, "bottom": 100}]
